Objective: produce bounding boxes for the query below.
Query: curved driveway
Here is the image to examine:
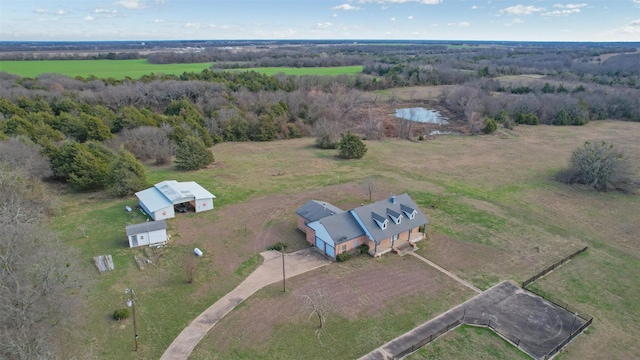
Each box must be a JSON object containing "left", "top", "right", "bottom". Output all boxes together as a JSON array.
[{"left": 160, "top": 248, "right": 330, "bottom": 360}]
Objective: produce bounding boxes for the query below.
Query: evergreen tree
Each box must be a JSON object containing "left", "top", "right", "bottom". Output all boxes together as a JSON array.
[
  {"left": 175, "top": 135, "right": 215, "bottom": 170},
  {"left": 105, "top": 146, "right": 148, "bottom": 197},
  {"left": 338, "top": 131, "right": 367, "bottom": 159}
]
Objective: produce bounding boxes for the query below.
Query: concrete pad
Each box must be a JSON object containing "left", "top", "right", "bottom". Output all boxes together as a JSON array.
[{"left": 361, "top": 281, "right": 589, "bottom": 360}]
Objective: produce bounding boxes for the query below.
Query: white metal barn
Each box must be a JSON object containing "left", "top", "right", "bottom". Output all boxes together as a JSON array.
[
  {"left": 126, "top": 220, "right": 168, "bottom": 248},
  {"left": 135, "top": 180, "right": 216, "bottom": 220}
]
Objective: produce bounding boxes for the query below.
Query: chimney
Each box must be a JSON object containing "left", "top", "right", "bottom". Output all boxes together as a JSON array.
[{"left": 391, "top": 194, "right": 396, "bottom": 204}]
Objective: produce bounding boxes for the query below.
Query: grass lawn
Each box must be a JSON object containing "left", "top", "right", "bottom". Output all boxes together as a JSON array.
[
  {"left": 50, "top": 120, "right": 640, "bottom": 359},
  {"left": 0, "top": 59, "right": 362, "bottom": 79},
  {"left": 0, "top": 59, "right": 213, "bottom": 79},
  {"left": 409, "top": 325, "right": 531, "bottom": 360}
]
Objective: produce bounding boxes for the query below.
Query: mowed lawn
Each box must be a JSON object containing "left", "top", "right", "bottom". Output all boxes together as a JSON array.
[
  {"left": 0, "top": 58, "right": 363, "bottom": 79},
  {"left": 49, "top": 121, "right": 640, "bottom": 359}
]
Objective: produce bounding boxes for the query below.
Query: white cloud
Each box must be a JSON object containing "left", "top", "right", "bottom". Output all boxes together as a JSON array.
[
  {"left": 84, "top": 16, "right": 95, "bottom": 21},
  {"left": 314, "top": 22, "right": 333, "bottom": 29},
  {"left": 447, "top": 21, "right": 470, "bottom": 27},
  {"left": 471, "top": 5, "right": 478, "bottom": 10},
  {"left": 94, "top": 8, "right": 118, "bottom": 14},
  {"left": 613, "top": 19, "right": 640, "bottom": 34},
  {"left": 332, "top": 13, "right": 338, "bottom": 18},
  {"left": 555, "top": 3, "right": 588, "bottom": 9},
  {"left": 543, "top": 3, "right": 587, "bottom": 16},
  {"left": 332, "top": 4, "right": 361, "bottom": 10},
  {"left": 114, "top": 1, "right": 149, "bottom": 9},
  {"left": 358, "top": 0, "right": 442, "bottom": 4},
  {"left": 33, "top": 8, "right": 48, "bottom": 14},
  {"left": 408, "top": 15, "right": 413, "bottom": 20},
  {"left": 56, "top": 10, "right": 67, "bottom": 15},
  {"left": 185, "top": 22, "right": 201, "bottom": 28},
  {"left": 391, "top": 17, "right": 396, "bottom": 21},
  {"left": 500, "top": 5, "right": 545, "bottom": 15},
  {"left": 154, "top": 18, "right": 165, "bottom": 23}
]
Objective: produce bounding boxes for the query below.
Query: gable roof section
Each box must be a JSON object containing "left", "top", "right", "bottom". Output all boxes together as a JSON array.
[
  {"left": 137, "top": 181, "right": 216, "bottom": 212},
  {"left": 350, "top": 193, "right": 428, "bottom": 244},
  {"left": 126, "top": 220, "right": 167, "bottom": 236},
  {"left": 296, "top": 200, "right": 344, "bottom": 223},
  {"left": 135, "top": 187, "right": 173, "bottom": 213},
  {"left": 315, "top": 211, "right": 365, "bottom": 245},
  {"left": 155, "top": 180, "right": 216, "bottom": 204}
]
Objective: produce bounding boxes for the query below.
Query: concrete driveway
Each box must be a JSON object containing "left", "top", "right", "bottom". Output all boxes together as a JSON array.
[{"left": 160, "top": 247, "right": 330, "bottom": 360}]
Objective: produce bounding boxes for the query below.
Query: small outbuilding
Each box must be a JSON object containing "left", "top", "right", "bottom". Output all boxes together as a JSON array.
[
  {"left": 126, "top": 220, "right": 168, "bottom": 248},
  {"left": 135, "top": 180, "right": 216, "bottom": 220}
]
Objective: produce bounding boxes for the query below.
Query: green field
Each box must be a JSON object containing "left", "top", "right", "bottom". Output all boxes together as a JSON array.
[
  {"left": 0, "top": 59, "right": 363, "bottom": 79},
  {"left": 48, "top": 121, "right": 640, "bottom": 359}
]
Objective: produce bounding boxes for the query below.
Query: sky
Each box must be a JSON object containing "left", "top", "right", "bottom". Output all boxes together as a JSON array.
[{"left": 1, "top": 0, "right": 639, "bottom": 42}]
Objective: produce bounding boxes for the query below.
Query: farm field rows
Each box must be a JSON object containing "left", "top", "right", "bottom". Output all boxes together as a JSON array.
[
  {"left": 0, "top": 59, "right": 363, "bottom": 79},
  {"left": 49, "top": 121, "right": 640, "bottom": 359}
]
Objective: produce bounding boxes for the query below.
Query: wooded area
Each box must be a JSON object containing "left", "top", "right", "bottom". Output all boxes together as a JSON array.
[{"left": 1, "top": 42, "right": 638, "bottom": 195}]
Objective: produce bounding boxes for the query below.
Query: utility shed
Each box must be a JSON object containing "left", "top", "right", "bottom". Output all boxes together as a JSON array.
[
  {"left": 126, "top": 220, "right": 168, "bottom": 248},
  {"left": 135, "top": 180, "right": 216, "bottom": 220}
]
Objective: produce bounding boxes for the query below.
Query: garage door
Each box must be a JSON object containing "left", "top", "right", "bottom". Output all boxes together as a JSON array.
[
  {"left": 315, "top": 237, "right": 335, "bottom": 258},
  {"left": 326, "top": 244, "right": 335, "bottom": 258},
  {"left": 315, "top": 237, "right": 326, "bottom": 254}
]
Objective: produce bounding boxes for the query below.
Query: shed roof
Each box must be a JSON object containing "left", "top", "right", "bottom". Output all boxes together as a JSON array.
[
  {"left": 136, "top": 181, "right": 216, "bottom": 211},
  {"left": 135, "top": 187, "right": 173, "bottom": 212},
  {"left": 296, "top": 200, "right": 344, "bottom": 223},
  {"left": 126, "top": 220, "right": 167, "bottom": 236},
  {"left": 154, "top": 180, "right": 216, "bottom": 204}
]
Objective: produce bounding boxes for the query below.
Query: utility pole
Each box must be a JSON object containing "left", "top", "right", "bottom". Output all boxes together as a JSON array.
[
  {"left": 281, "top": 248, "right": 286, "bottom": 292},
  {"left": 126, "top": 288, "right": 139, "bottom": 351}
]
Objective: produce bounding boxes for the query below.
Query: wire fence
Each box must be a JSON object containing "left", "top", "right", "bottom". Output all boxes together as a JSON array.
[
  {"left": 522, "top": 247, "right": 588, "bottom": 288},
  {"left": 393, "top": 318, "right": 463, "bottom": 359},
  {"left": 522, "top": 286, "right": 593, "bottom": 322},
  {"left": 543, "top": 317, "right": 593, "bottom": 360}
]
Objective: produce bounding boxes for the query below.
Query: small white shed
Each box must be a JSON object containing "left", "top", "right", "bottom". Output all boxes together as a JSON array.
[{"left": 126, "top": 220, "right": 168, "bottom": 248}]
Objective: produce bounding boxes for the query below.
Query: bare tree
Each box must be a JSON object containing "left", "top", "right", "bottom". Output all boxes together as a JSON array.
[
  {"left": 183, "top": 253, "right": 197, "bottom": 283},
  {"left": 299, "top": 289, "right": 334, "bottom": 340},
  {"left": 363, "top": 176, "right": 377, "bottom": 202},
  {"left": 0, "top": 166, "right": 86, "bottom": 360}
]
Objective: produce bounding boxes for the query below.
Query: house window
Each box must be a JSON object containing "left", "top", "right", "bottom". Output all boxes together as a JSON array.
[
  {"left": 382, "top": 221, "right": 387, "bottom": 229},
  {"left": 342, "top": 245, "right": 347, "bottom": 253}
]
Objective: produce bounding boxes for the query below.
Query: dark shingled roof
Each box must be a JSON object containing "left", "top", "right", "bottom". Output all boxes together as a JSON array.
[
  {"left": 296, "top": 200, "right": 344, "bottom": 223},
  {"left": 350, "top": 193, "right": 428, "bottom": 244},
  {"left": 315, "top": 211, "right": 365, "bottom": 244}
]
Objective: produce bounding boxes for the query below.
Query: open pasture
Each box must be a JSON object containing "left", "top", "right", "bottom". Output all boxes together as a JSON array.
[
  {"left": 50, "top": 120, "right": 640, "bottom": 359},
  {"left": 0, "top": 59, "right": 363, "bottom": 79}
]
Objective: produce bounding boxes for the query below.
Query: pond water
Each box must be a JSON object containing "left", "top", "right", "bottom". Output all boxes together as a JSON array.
[{"left": 394, "top": 107, "right": 449, "bottom": 125}]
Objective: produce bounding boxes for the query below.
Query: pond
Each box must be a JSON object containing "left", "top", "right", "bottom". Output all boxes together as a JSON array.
[{"left": 394, "top": 107, "right": 449, "bottom": 125}]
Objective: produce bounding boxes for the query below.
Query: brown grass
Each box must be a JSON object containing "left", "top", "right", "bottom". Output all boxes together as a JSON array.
[{"left": 57, "top": 119, "right": 640, "bottom": 359}]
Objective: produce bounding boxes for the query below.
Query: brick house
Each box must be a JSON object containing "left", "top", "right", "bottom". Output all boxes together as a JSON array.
[{"left": 296, "top": 194, "right": 428, "bottom": 259}]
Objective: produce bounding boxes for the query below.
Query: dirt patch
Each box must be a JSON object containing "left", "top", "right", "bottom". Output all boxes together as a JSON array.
[
  {"left": 173, "top": 183, "right": 394, "bottom": 276},
  {"left": 204, "top": 255, "right": 471, "bottom": 353}
]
